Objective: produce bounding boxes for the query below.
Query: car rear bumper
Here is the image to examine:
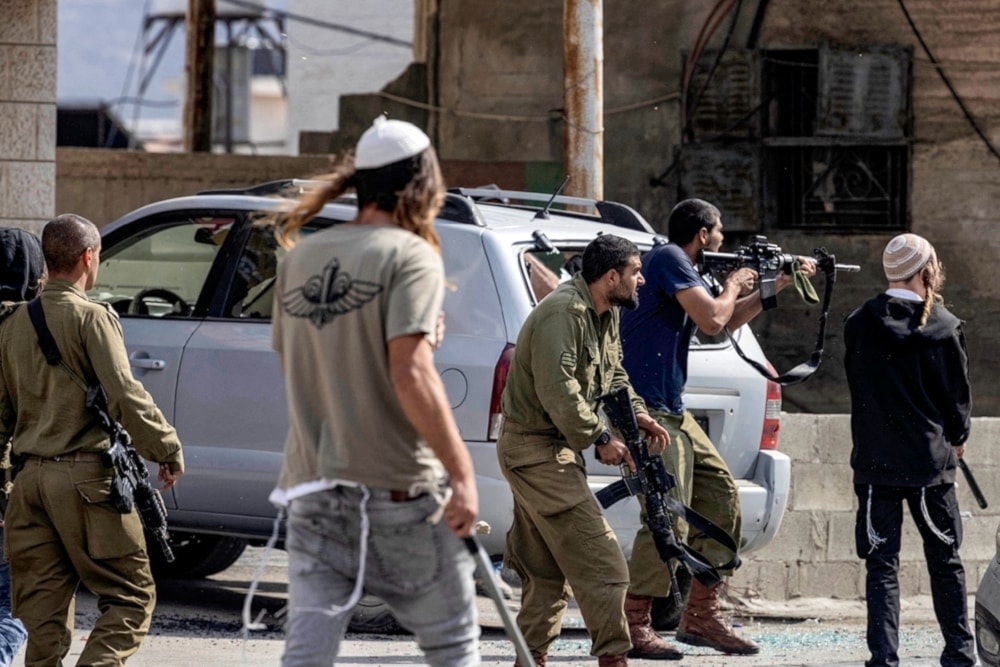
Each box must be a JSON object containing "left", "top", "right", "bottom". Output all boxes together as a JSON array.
[
  {"left": 470, "top": 440, "right": 791, "bottom": 559},
  {"left": 977, "top": 556, "right": 1000, "bottom": 666}
]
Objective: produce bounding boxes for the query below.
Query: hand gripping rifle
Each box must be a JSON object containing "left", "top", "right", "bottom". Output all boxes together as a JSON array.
[
  {"left": 86, "top": 385, "right": 175, "bottom": 563},
  {"left": 595, "top": 387, "right": 740, "bottom": 605},
  {"left": 698, "top": 235, "right": 861, "bottom": 386}
]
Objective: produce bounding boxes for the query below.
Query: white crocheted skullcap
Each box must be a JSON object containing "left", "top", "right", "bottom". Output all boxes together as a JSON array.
[
  {"left": 354, "top": 116, "right": 431, "bottom": 170},
  {"left": 882, "top": 233, "right": 934, "bottom": 281}
]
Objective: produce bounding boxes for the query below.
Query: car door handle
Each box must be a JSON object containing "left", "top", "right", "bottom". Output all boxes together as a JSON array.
[{"left": 130, "top": 358, "right": 166, "bottom": 370}]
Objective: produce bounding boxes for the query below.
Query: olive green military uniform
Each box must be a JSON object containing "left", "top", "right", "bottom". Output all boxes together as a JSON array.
[
  {"left": 0, "top": 280, "right": 184, "bottom": 667},
  {"left": 627, "top": 409, "right": 740, "bottom": 596},
  {"left": 497, "top": 274, "right": 647, "bottom": 658}
]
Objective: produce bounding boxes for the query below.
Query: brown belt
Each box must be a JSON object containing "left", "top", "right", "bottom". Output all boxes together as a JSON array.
[
  {"left": 388, "top": 490, "right": 424, "bottom": 502},
  {"left": 30, "top": 451, "right": 105, "bottom": 463}
]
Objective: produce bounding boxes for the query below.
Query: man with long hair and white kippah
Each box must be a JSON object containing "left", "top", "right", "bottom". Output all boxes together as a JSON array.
[
  {"left": 269, "top": 116, "right": 480, "bottom": 666},
  {"left": 845, "top": 233, "right": 975, "bottom": 667}
]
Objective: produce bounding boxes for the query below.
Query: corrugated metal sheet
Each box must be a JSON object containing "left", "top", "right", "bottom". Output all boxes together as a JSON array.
[
  {"left": 678, "top": 142, "right": 761, "bottom": 232},
  {"left": 816, "top": 45, "right": 911, "bottom": 139},
  {"left": 684, "top": 49, "right": 760, "bottom": 139}
]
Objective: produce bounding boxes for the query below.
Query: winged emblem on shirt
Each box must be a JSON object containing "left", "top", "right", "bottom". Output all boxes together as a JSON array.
[{"left": 281, "top": 258, "right": 383, "bottom": 328}]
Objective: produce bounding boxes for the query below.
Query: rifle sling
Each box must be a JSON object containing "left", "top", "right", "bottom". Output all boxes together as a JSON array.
[
  {"left": 27, "top": 298, "right": 115, "bottom": 427},
  {"left": 722, "top": 253, "right": 838, "bottom": 387}
]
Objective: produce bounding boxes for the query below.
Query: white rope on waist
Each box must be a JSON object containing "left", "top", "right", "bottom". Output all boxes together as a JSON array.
[
  {"left": 920, "top": 486, "right": 955, "bottom": 546},
  {"left": 240, "top": 483, "right": 373, "bottom": 664},
  {"left": 292, "top": 485, "right": 372, "bottom": 617},
  {"left": 865, "top": 484, "right": 887, "bottom": 555}
]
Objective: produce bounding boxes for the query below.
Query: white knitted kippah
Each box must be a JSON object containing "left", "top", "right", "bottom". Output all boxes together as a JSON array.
[
  {"left": 354, "top": 116, "right": 431, "bottom": 170},
  {"left": 883, "top": 233, "right": 933, "bottom": 281}
]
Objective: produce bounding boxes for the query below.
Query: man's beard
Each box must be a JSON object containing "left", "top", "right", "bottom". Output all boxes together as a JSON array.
[{"left": 611, "top": 292, "right": 639, "bottom": 310}]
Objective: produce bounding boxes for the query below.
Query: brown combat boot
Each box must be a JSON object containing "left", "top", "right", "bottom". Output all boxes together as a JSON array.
[
  {"left": 597, "top": 655, "right": 629, "bottom": 667},
  {"left": 513, "top": 654, "right": 546, "bottom": 666},
  {"left": 676, "top": 579, "right": 759, "bottom": 655},
  {"left": 624, "top": 593, "right": 684, "bottom": 660}
]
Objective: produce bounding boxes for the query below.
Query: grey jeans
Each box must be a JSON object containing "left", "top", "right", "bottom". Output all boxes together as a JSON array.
[{"left": 282, "top": 486, "right": 480, "bottom": 666}]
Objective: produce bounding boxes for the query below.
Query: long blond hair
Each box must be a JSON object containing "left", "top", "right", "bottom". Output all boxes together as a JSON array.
[
  {"left": 919, "top": 251, "right": 945, "bottom": 328},
  {"left": 273, "top": 148, "right": 445, "bottom": 252}
]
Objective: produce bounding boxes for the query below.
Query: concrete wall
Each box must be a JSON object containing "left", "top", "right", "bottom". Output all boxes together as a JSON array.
[
  {"left": 425, "top": 0, "right": 1000, "bottom": 417},
  {"left": 744, "top": 413, "right": 999, "bottom": 602},
  {"left": 55, "top": 148, "right": 334, "bottom": 226},
  {"left": 0, "top": 0, "right": 57, "bottom": 235}
]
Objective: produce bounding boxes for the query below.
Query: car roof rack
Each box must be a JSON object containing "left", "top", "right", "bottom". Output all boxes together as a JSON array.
[
  {"left": 197, "top": 179, "right": 325, "bottom": 197},
  {"left": 447, "top": 187, "right": 654, "bottom": 233}
]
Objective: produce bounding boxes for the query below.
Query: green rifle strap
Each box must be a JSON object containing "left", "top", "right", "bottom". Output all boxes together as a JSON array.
[{"left": 792, "top": 259, "right": 820, "bottom": 304}]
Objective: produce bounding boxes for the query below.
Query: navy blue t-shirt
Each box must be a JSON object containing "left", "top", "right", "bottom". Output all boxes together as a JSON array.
[{"left": 621, "top": 243, "right": 709, "bottom": 414}]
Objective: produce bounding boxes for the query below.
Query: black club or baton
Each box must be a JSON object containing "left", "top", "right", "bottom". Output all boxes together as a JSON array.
[{"left": 959, "top": 459, "right": 989, "bottom": 510}]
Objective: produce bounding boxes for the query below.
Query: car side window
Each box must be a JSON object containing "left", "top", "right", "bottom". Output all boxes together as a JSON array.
[
  {"left": 225, "top": 224, "right": 284, "bottom": 320},
  {"left": 90, "top": 217, "right": 230, "bottom": 317}
]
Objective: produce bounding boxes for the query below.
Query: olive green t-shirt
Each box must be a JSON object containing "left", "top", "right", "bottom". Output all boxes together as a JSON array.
[{"left": 271, "top": 224, "right": 446, "bottom": 497}]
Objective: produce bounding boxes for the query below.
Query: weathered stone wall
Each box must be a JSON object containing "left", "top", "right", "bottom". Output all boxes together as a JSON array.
[
  {"left": 743, "top": 413, "right": 999, "bottom": 602},
  {"left": 0, "top": 0, "right": 57, "bottom": 235},
  {"left": 430, "top": 0, "right": 1000, "bottom": 415}
]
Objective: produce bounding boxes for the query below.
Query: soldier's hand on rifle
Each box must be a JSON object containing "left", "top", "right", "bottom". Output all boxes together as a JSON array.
[
  {"left": 595, "top": 435, "right": 636, "bottom": 472},
  {"left": 776, "top": 256, "right": 817, "bottom": 292},
  {"left": 158, "top": 463, "right": 183, "bottom": 491},
  {"left": 725, "top": 267, "right": 758, "bottom": 296},
  {"left": 636, "top": 412, "right": 669, "bottom": 455}
]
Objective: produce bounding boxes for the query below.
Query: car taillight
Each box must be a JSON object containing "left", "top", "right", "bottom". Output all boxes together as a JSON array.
[
  {"left": 760, "top": 362, "right": 781, "bottom": 450},
  {"left": 489, "top": 344, "right": 515, "bottom": 440}
]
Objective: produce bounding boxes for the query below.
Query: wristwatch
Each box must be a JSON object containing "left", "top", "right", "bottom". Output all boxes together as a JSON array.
[{"left": 594, "top": 429, "right": 612, "bottom": 447}]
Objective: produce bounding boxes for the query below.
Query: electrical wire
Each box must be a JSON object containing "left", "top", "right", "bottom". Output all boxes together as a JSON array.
[
  {"left": 683, "top": 0, "right": 745, "bottom": 142},
  {"left": 896, "top": 0, "right": 1000, "bottom": 164},
  {"left": 376, "top": 90, "right": 678, "bottom": 123}
]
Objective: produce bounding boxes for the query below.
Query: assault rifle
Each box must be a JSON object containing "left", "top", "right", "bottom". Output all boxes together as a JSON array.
[
  {"left": 698, "top": 235, "right": 860, "bottom": 385},
  {"left": 699, "top": 235, "right": 860, "bottom": 311},
  {"left": 595, "top": 387, "right": 739, "bottom": 604},
  {"left": 86, "top": 385, "right": 175, "bottom": 563}
]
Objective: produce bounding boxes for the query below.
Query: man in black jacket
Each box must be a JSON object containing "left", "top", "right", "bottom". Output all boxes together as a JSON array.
[{"left": 844, "top": 233, "right": 975, "bottom": 667}]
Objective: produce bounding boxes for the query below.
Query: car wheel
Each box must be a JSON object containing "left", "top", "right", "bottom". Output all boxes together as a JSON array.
[
  {"left": 149, "top": 532, "right": 248, "bottom": 579},
  {"left": 348, "top": 595, "right": 409, "bottom": 635},
  {"left": 650, "top": 567, "right": 692, "bottom": 631}
]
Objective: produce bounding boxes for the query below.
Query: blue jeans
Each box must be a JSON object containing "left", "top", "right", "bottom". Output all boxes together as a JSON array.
[
  {"left": 282, "top": 486, "right": 480, "bottom": 667},
  {"left": 0, "top": 536, "right": 27, "bottom": 667}
]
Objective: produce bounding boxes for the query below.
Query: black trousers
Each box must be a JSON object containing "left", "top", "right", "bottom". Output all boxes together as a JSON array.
[{"left": 854, "top": 483, "right": 975, "bottom": 667}]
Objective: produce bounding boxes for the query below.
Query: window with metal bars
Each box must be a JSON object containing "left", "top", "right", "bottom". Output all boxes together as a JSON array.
[{"left": 679, "top": 45, "right": 912, "bottom": 232}]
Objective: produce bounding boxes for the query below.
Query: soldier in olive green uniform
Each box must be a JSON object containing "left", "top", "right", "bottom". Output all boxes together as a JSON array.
[
  {"left": 498, "top": 235, "right": 669, "bottom": 667},
  {"left": 0, "top": 215, "right": 184, "bottom": 667}
]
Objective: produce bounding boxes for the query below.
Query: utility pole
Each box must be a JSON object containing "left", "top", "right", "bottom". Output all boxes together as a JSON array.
[
  {"left": 563, "top": 0, "right": 603, "bottom": 200},
  {"left": 183, "top": 0, "right": 216, "bottom": 152}
]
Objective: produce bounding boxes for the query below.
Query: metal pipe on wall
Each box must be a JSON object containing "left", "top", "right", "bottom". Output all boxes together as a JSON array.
[{"left": 563, "top": 0, "right": 603, "bottom": 201}]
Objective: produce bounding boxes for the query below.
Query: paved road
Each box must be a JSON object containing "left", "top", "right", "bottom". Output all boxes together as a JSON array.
[{"left": 10, "top": 547, "right": 971, "bottom": 666}]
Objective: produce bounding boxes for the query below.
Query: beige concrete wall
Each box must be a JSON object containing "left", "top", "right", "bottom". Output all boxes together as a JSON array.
[
  {"left": 743, "top": 413, "right": 999, "bottom": 601},
  {"left": 55, "top": 148, "right": 335, "bottom": 227},
  {"left": 0, "top": 0, "right": 57, "bottom": 235}
]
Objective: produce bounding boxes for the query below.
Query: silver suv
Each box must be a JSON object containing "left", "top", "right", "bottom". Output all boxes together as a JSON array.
[{"left": 92, "top": 184, "right": 790, "bottom": 591}]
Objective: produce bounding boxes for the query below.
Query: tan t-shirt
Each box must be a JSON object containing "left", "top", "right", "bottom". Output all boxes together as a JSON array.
[{"left": 271, "top": 224, "right": 446, "bottom": 496}]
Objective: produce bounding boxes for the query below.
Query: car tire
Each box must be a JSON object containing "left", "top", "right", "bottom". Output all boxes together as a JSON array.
[
  {"left": 149, "top": 531, "right": 249, "bottom": 579},
  {"left": 348, "top": 595, "right": 410, "bottom": 635},
  {"left": 650, "top": 567, "right": 692, "bottom": 632}
]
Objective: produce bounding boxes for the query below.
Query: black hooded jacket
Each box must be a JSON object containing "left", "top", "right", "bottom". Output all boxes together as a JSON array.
[
  {"left": 0, "top": 228, "right": 44, "bottom": 302},
  {"left": 844, "top": 293, "right": 971, "bottom": 487}
]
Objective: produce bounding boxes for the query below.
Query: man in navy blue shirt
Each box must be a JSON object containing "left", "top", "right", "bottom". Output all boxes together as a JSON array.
[{"left": 619, "top": 199, "right": 814, "bottom": 660}]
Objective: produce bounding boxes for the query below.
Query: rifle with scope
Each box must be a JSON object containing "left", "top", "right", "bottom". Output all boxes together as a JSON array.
[{"left": 698, "top": 235, "right": 860, "bottom": 310}]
